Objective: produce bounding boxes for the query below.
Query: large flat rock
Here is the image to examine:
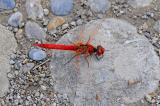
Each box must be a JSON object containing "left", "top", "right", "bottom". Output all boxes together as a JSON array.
[
  {"left": 0, "top": 25, "right": 17, "bottom": 97},
  {"left": 50, "top": 18, "right": 160, "bottom": 105}
]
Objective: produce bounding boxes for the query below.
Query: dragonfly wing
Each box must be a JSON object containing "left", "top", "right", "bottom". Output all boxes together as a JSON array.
[
  {"left": 75, "top": 24, "right": 86, "bottom": 43},
  {"left": 86, "top": 23, "right": 102, "bottom": 44}
]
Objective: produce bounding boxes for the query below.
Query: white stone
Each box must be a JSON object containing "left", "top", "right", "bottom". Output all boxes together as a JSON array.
[
  {"left": 50, "top": 18, "right": 160, "bottom": 105},
  {"left": 0, "top": 25, "right": 17, "bottom": 97},
  {"left": 25, "top": 0, "right": 44, "bottom": 20}
]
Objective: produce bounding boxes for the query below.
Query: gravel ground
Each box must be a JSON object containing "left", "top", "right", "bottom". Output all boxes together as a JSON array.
[{"left": 0, "top": 0, "right": 160, "bottom": 106}]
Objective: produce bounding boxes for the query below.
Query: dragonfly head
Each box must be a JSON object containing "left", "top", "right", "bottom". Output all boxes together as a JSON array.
[{"left": 96, "top": 45, "right": 105, "bottom": 57}]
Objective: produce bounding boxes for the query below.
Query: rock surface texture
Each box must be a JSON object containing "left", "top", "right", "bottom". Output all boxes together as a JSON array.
[
  {"left": 128, "top": 0, "right": 153, "bottom": 8},
  {"left": 0, "top": 25, "right": 17, "bottom": 97},
  {"left": 50, "top": 18, "right": 160, "bottom": 106}
]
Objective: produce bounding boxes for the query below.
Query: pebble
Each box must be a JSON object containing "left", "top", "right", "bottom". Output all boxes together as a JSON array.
[
  {"left": 41, "top": 85, "right": 47, "bottom": 90},
  {"left": 70, "top": 21, "right": 76, "bottom": 26},
  {"left": 47, "top": 17, "right": 65, "bottom": 31},
  {"left": 52, "top": 102, "right": 56, "bottom": 106},
  {"left": 9, "top": 60, "right": 15, "bottom": 65},
  {"left": 76, "top": 19, "right": 83, "bottom": 25},
  {"left": 14, "top": 70, "right": 19, "bottom": 75},
  {"left": 35, "top": 91, "right": 40, "bottom": 97},
  {"left": 25, "top": 21, "right": 46, "bottom": 40},
  {"left": 153, "top": 20, "right": 160, "bottom": 33},
  {"left": 14, "top": 61, "right": 21, "bottom": 70},
  {"left": 88, "top": 0, "right": 111, "bottom": 13},
  {"left": 7, "top": 73, "right": 13, "bottom": 78},
  {"left": 43, "top": 8, "right": 49, "bottom": 16},
  {"left": 19, "top": 22, "right": 25, "bottom": 28},
  {"left": 25, "top": 0, "right": 44, "bottom": 20},
  {"left": 43, "top": 18, "right": 49, "bottom": 26},
  {"left": 51, "top": 0, "right": 73, "bottom": 16},
  {"left": 0, "top": 0, "right": 16, "bottom": 10},
  {"left": 13, "top": 27, "right": 18, "bottom": 33},
  {"left": 8, "top": 12, "right": 23, "bottom": 27},
  {"left": 62, "top": 23, "right": 69, "bottom": 29},
  {"left": 28, "top": 48, "right": 47, "bottom": 61}
]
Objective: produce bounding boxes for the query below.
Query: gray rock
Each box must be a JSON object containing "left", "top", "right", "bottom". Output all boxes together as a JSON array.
[
  {"left": 128, "top": 0, "right": 152, "bottom": 8},
  {"left": 8, "top": 12, "right": 23, "bottom": 27},
  {"left": 50, "top": 0, "right": 73, "bottom": 16},
  {"left": 25, "top": 0, "right": 44, "bottom": 20},
  {"left": 0, "top": 25, "right": 17, "bottom": 97},
  {"left": 88, "top": 0, "right": 111, "bottom": 13},
  {"left": 153, "top": 20, "right": 160, "bottom": 33},
  {"left": 25, "top": 21, "right": 46, "bottom": 40},
  {"left": 28, "top": 48, "right": 47, "bottom": 61},
  {"left": 50, "top": 18, "right": 160, "bottom": 105},
  {"left": 0, "top": 0, "right": 15, "bottom": 10}
]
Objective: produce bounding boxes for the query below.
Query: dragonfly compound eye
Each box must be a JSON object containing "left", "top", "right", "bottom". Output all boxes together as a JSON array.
[{"left": 96, "top": 45, "right": 105, "bottom": 56}]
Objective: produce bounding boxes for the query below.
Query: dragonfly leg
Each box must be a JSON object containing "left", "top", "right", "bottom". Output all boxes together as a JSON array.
[
  {"left": 84, "top": 54, "right": 90, "bottom": 67},
  {"left": 95, "top": 54, "right": 104, "bottom": 60},
  {"left": 86, "top": 36, "right": 91, "bottom": 44},
  {"left": 64, "top": 53, "right": 80, "bottom": 65}
]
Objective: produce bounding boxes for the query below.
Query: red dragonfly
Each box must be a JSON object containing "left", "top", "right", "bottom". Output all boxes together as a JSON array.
[{"left": 34, "top": 24, "right": 105, "bottom": 66}]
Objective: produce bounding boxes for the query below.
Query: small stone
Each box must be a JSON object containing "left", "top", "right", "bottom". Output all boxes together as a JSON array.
[
  {"left": 19, "top": 22, "right": 25, "bottom": 28},
  {"left": 70, "top": 21, "right": 76, "bottom": 26},
  {"left": 52, "top": 102, "right": 56, "bottom": 106},
  {"left": 16, "top": 29, "right": 23, "bottom": 35},
  {"left": 62, "top": 23, "right": 69, "bottom": 29},
  {"left": 76, "top": 19, "right": 83, "bottom": 25},
  {"left": 33, "top": 104, "right": 37, "bottom": 106},
  {"left": 14, "top": 61, "right": 21, "bottom": 70},
  {"left": 13, "top": 7, "right": 18, "bottom": 12},
  {"left": 128, "top": 80, "right": 140, "bottom": 86},
  {"left": 25, "top": 0, "right": 44, "bottom": 20},
  {"left": 51, "top": 0, "right": 73, "bottom": 16},
  {"left": 8, "top": 26, "right": 13, "bottom": 31},
  {"left": 10, "top": 54, "right": 17, "bottom": 59},
  {"left": 28, "top": 48, "right": 47, "bottom": 61},
  {"left": 121, "top": 104, "right": 125, "bottom": 106},
  {"left": 7, "top": 73, "right": 13, "bottom": 78},
  {"left": 41, "top": 85, "right": 47, "bottom": 90},
  {"left": 153, "top": 20, "right": 160, "bottom": 33},
  {"left": 35, "top": 91, "right": 40, "bottom": 97},
  {"left": 47, "top": 17, "right": 65, "bottom": 30},
  {"left": 41, "top": 100, "right": 45, "bottom": 105},
  {"left": 88, "top": 0, "right": 111, "bottom": 13},
  {"left": 13, "top": 27, "right": 18, "bottom": 33},
  {"left": 43, "top": 8, "right": 49, "bottom": 16},
  {"left": 27, "top": 96, "right": 31, "bottom": 100},
  {"left": 39, "top": 80, "right": 43, "bottom": 85},
  {"left": 25, "top": 101, "right": 29, "bottom": 105},
  {"left": 14, "top": 70, "right": 19, "bottom": 75},
  {"left": 145, "top": 93, "right": 156, "bottom": 103},
  {"left": 8, "top": 12, "right": 23, "bottom": 27},
  {"left": 25, "top": 21, "right": 46, "bottom": 40},
  {"left": 9, "top": 60, "right": 15, "bottom": 65},
  {"left": 43, "top": 18, "right": 49, "bottom": 26},
  {"left": 0, "top": 0, "right": 16, "bottom": 10}
]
